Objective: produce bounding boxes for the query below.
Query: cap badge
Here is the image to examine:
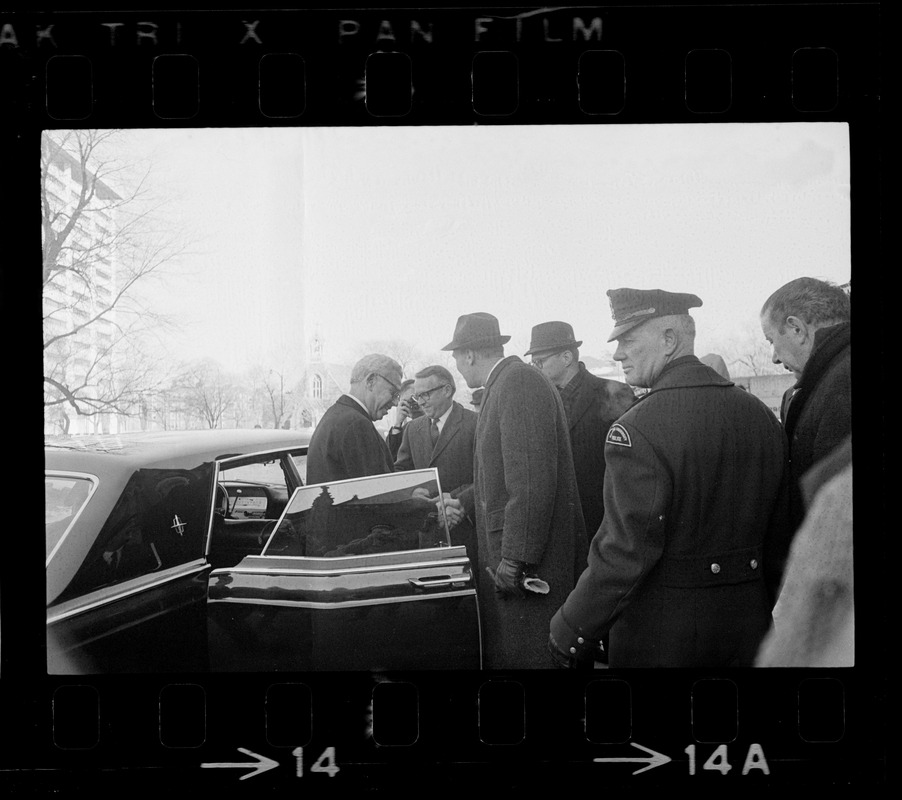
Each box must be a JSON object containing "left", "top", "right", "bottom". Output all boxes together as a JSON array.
[{"left": 619, "top": 306, "right": 656, "bottom": 323}]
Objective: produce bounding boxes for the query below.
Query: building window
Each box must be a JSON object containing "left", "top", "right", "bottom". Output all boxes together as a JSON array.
[{"left": 312, "top": 374, "right": 323, "bottom": 400}]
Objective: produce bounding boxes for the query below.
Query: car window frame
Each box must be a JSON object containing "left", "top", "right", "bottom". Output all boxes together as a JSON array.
[
  {"left": 259, "top": 467, "right": 453, "bottom": 560},
  {"left": 208, "top": 446, "right": 308, "bottom": 554},
  {"left": 45, "top": 470, "right": 99, "bottom": 568}
]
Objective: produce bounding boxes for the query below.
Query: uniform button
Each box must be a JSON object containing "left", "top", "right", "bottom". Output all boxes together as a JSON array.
[
  {"left": 750, "top": 559, "right": 759, "bottom": 570},
  {"left": 569, "top": 647, "right": 577, "bottom": 654},
  {"left": 577, "top": 637, "right": 585, "bottom": 644},
  {"left": 710, "top": 563, "right": 721, "bottom": 574}
]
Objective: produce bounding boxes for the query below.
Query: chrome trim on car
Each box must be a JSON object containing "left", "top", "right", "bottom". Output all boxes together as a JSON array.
[
  {"left": 207, "top": 588, "right": 477, "bottom": 611},
  {"left": 46, "top": 558, "right": 210, "bottom": 625},
  {"left": 213, "top": 554, "right": 472, "bottom": 578},
  {"left": 45, "top": 471, "right": 100, "bottom": 567}
]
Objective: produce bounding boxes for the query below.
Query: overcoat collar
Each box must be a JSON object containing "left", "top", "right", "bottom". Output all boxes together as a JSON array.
[
  {"left": 482, "top": 355, "right": 521, "bottom": 395},
  {"left": 337, "top": 393, "right": 372, "bottom": 420},
  {"left": 783, "top": 321, "right": 850, "bottom": 435},
  {"left": 797, "top": 322, "right": 850, "bottom": 396},
  {"left": 563, "top": 363, "right": 594, "bottom": 430},
  {"left": 628, "top": 355, "right": 733, "bottom": 409}
]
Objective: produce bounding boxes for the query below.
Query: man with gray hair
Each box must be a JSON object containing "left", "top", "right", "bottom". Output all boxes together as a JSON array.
[
  {"left": 306, "top": 353, "right": 403, "bottom": 485},
  {"left": 550, "top": 289, "right": 792, "bottom": 668},
  {"left": 760, "top": 277, "right": 851, "bottom": 531}
]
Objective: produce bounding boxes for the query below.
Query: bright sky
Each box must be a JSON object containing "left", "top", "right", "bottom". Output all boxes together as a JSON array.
[{"left": 109, "top": 122, "right": 850, "bottom": 376}]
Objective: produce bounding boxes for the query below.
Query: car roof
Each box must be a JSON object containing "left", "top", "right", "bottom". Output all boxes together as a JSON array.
[{"left": 45, "top": 429, "right": 312, "bottom": 473}]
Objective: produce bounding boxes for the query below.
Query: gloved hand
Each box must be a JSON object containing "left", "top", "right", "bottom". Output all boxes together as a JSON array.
[{"left": 488, "top": 557, "right": 527, "bottom": 596}]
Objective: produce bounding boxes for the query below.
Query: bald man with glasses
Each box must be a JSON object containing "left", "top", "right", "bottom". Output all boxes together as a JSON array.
[
  {"left": 393, "top": 365, "right": 479, "bottom": 568},
  {"left": 306, "top": 353, "right": 404, "bottom": 485}
]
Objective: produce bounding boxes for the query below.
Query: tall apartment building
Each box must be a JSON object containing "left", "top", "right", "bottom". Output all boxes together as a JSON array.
[{"left": 42, "top": 133, "right": 122, "bottom": 435}]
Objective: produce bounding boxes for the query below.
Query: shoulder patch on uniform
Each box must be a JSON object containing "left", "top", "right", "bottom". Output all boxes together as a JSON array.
[{"left": 606, "top": 422, "right": 632, "bottom": 447}]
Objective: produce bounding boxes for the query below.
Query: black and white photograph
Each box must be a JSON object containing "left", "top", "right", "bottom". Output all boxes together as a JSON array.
[{"left": 42, "top": 123, "right": 853, "bottom": 674}]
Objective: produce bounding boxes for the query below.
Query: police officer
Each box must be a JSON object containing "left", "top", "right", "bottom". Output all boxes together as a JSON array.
[{"left": 549, "top": 289, "right": 793, "bottom": 668}]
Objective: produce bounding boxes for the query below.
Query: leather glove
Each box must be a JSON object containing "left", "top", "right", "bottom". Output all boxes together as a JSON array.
[{"left": 488, "top": 557, "right": 527, "bottom": 596}]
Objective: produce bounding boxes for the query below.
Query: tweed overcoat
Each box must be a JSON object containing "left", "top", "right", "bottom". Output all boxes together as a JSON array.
[
  {"left": 551, "top": 356, "right": 793, "bottom": 668},
  {"left": 562, "top": 364, "right": 636, "bottom": 542},
  {"left": 306, "top": 395, "right": 395, "bottom": 485},
  {"left": 394, "top": 400, "right": 479, "bottom": 566},
  {"left": 471, "top": 356, "right": 586, "bottom": 669},
  {"left": 779, "top": 322, "right": 851, "bottom": 531}
]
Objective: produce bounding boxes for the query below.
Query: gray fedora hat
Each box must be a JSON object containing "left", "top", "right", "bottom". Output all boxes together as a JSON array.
[
  {"left": 524, "top": 321, "right": 583, "bottom": 356},
  {"left": 441, "top": 312, "right": 511, "bottom": 351}
]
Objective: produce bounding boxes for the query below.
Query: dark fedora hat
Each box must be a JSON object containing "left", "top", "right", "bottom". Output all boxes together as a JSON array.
[
  {"left": 524, "top": 321, "right": 583, "bottom": 356},
  {"left": 441, "top": 312, "right": 511, "bottom": 351},
  {"left": 606, "top": 288, "right": 703, "bottom": 342}
]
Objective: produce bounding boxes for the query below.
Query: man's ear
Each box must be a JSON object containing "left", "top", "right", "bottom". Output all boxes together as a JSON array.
[
  {"left": 786, "top": 315, "right": 810, "bottom": 342},
  {"left": 661, "top": 327, "right": 678, "bottom": 355}
]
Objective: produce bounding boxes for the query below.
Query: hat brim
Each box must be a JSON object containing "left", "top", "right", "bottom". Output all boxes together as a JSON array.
[
  {"left": 441, "top": 335, "right": 511, "bottom": 352},
  {"left": 607, "top": 320, "right": 647, "bottom": 343},
  {"left": 524, "top": 339, "right": 582, "bottom": 356}
]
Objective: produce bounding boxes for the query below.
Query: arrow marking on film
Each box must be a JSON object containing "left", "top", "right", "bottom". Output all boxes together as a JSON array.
[
  {"left": 201, "top": 748, "right": 279, "bottom": 780},
  {"left": 593, "top": 742, "right": 672, "bottom": 775}
]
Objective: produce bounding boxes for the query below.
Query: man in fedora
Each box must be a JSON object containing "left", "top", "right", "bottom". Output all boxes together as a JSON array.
[
  {"left": 306, "top": 353, "right": 404, "bottom": 485},
  {"left": 442, "top": 312, "right": 585, "bottom": 669},
  {"left": 526, "top": 321, "right": 635, "bottom": 542},
  {"left": 549, "top": 289, "right": 793, "bottom": 668}
]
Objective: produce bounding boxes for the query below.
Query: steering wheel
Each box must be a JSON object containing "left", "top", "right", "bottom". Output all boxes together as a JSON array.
[{"left": 214, "top": 483, "right": 230, "bottom": 518}]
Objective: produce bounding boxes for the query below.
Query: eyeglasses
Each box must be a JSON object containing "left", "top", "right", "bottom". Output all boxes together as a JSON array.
[
  {"left": 413, "top": 384, "right": 449, "bottom": 403},
  {"left": 375, "top": 374, "right": 402, "bottom": 402},
  {"left": 531, "top": 350, "right": 565, "bottom": 369}
]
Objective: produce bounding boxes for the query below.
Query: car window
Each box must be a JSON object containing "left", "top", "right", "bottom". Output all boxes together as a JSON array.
[
  {"left": 53, "top": 464, "right": 214, "bottom": 605},
  {"left": 219, "top": 458, "right": 288, "bottom": 487},
  {"left": 45, "top": 474, "right": 96, "bottom": 557},
  {"left": 262, "top": 469, "right": 451, "bottom": 558}
]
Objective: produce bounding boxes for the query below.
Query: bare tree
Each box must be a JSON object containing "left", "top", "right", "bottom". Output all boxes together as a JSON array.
[
  {"left": 173, "top": 359, "right": 238, "bottom": 430},
  {"left": 42, "top": 130, "right": 187, "bottom": 430},
  {"left": 719, "top": 322, "right": 787, "bottom": 378},
  {"left": 356, "top": 338, "right": 442, "bottom": 377}
]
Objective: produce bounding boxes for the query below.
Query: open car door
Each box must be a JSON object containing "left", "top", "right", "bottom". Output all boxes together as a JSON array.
[{"left": 206, "top": 469, "right": 481, "bottom": 671}]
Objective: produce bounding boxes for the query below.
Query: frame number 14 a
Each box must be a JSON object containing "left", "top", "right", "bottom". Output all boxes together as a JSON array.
[{"left": 685, "top": 744, "right": 770, "bottom": 776}]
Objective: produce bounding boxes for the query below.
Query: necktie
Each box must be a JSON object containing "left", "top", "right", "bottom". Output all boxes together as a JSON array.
[{"left": 430, "top": 418, "right": 440, "bottom": 447}]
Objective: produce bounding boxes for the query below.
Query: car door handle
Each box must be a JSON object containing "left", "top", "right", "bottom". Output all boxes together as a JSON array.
[{"left": 408, "top": 574, "right": 471, "bottom": 589}]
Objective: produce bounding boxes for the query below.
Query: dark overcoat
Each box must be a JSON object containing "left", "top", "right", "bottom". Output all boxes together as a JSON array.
[
  {"left": 563, "top": 364, "right": 636, "bottom": 542},
  {"left": 780, "top": 322, "right": 851, "bottom": 530},
  {"left": 394, "top": 400, "right": 479, "bottom": 566},
  {"left": 469, "top": 356, "right": 586, "bottom": 669},
  {"left": 551, "top": 356, "right": 793, "bottom": 668},
  {"left": 306, "top": 395, "right": 395, "bottom": 485}
]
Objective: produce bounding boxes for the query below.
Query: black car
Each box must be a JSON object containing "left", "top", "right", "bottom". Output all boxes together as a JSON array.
[{"left": 46, "top": 429, "right": 480, "bottom": 674}]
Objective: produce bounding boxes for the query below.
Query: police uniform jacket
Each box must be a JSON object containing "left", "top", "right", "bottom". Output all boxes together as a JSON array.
[
  {"left": 780, "top": 321, "right": 851, "bottom": 531},
  {"left": 550, "top": 355, "right": 792, "bottom": 668},
  {"left": 306, "top": 395, "right": 395, "bottom": 485},
  {"left": 560, "top": 364, "right": 636, "bottom": 542},
  {"left": 467, "top": 356, "right": 586, "bottom": 669},
  {"left": 394, "top": 401, "right": 479, "bottom": 566}
]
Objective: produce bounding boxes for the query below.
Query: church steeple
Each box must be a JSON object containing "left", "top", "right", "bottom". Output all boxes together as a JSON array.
[{"left": 310, "top": 328, "right": 323, "bottom": 362}]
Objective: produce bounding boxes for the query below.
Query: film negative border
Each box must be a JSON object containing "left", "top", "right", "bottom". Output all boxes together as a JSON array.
[{"left": 1, "top": 2, "right": 886, "bottom": 793}]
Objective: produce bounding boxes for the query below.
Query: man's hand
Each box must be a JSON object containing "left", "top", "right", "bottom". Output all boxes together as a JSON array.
[
  {"left": 438, "top": 495, "right": 465, "bottom": 528},
  {"left": 489, "top": 557, "right": 527, "bottom": 596},
  {"left": 394, "top": 397, "right": 415, "bottom": 428}
]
